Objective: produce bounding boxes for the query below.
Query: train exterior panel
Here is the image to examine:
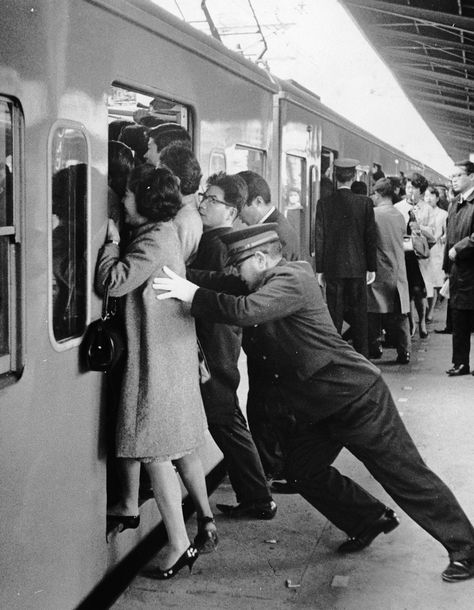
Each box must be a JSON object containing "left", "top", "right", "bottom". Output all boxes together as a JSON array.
[{"left": 0, "top": 1, "right": 447, "bottom": 607}]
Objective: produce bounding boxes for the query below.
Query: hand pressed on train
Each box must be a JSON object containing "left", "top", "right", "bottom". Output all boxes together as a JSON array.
[
  {"left": 107, "top": 218, "right": 120, "bottom": 243},
  {"left": 366, "top": 271, "right": 376, "bottom": 285},
  {"left": 153, "top": 266, "right": 198, "bottom": 303}
]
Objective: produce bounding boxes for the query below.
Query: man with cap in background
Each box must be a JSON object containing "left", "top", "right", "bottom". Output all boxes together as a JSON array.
[
  {"left": 153, "top": 223, "right": 474, "bottom": 583},
  {"left": 237, "top": 170, "right": 299, "bottom": 489},
  {"left": 190, "top": 172, "right": 276, "bottom": 522},
  {"left": 315, "top": 158, "right": 377, "bottom": 357}
]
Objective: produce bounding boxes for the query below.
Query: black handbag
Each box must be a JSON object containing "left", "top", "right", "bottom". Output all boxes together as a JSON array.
[
  {"left": 411, "top": 232, "right": 430, "bottom": 259},
  {"left": 82, "top": 278, "right": 125, "bottom": 372}
]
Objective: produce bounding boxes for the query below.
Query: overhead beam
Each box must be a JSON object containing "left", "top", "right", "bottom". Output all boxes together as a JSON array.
[
  {"left": 367, "top": 26, "right": 474, "bottom": 54},
  {"left": 382, "top": 48, "right": 474, "bottom": 74},
  {"left": 410, "top": 89, "right": 474, "bottom": 108},
  {"left": 394, "top": 64, "right": 474, "bottom": 88},
  {"left": 411, "top": 97, "right": 474, "bottom": 118},
  {"left": 344, "top": 0, "right": 474, "bottom": 33},
  {"left": 398, "top": 77, "right": 472, "bottom": 97}
]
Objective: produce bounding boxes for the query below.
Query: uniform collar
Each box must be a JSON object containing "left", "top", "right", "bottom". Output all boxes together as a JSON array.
[{"left": 259, "top": 206, "right": 276, "bottom": 223}]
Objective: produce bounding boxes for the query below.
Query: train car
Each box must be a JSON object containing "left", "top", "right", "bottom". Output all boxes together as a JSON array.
[{"left": 0, "top": 1, "right": 448, "bottom": 608}]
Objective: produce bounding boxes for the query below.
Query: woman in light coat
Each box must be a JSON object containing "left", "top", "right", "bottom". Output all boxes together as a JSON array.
[
  {"left": 96, "top": 165, "right": 210, "bottom": 579},
  {"left": 424, "top": 185, "right": 448, "bottom": 321}
]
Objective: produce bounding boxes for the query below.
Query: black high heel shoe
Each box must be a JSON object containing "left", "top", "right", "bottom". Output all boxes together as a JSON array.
[
  {"left": 143, "top": 545, "right": 199, "bottom": 580},
  {"left": 194, "top": 516, "right": 218, "bottom": 553},
  {"left": 107, "top": 514, "right": 140, "bottom": 532}
]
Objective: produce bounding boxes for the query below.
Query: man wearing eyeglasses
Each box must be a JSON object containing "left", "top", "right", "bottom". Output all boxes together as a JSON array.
[
  {"left": 443, "top": 160, "right": 474, "bottom": 377},
  {"left": 190, "top": 172, "right": 276, "bottom": 521}
]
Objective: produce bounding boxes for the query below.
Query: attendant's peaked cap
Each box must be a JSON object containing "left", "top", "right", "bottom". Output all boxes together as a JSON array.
[
  {"left": 220, "top": 223, "right": 280, "bottom": 265},
  {"left": 334, "top": 158, "right": 359, "bottom": 169}
]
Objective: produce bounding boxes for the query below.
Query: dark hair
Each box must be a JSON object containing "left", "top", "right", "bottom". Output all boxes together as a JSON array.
[
  {"left": 374, "top": 177, "right": 395, "bottom": 199},
  {"left": 454, "top": 159, "right": 474, "bottom": 176},
  {"left": 128, "top": 164, "right": 182, "bottom": 222},
  {"left": 237, "top": 170, "right": 271, "bottom": 204},
  {"left": 147, "top": 123, "right": 191, "bottom": 153},
  {"left": 206, "top": 172, "right": 248, "bottom": 213},
  {"left": 335, "top": 166, "right": 356, "bottom": 183},
  {"left": 426, "top": 185, "right": 440, "bottom": 199},
  {"left": 387, "top": 175, "right": 401, "bottom": 189},
  {"left": 158, "top": 142, "right": 202, "bottom": 195},
  {"left": 350, "top": 180, "right": 368, "bottom": 195},
  {"left": 119, "top": 124, "right": 148, "bottom": 164},
  {"left": 108, "top": 119, "right": 133, "bottom": 141},
  {"left": 108, "top": 141, "right": 134, "bottom": 199},
  {"left": 52, "top": 163, "right": 87, "bottom": 220},
  {"left": 407, "top": 172, "right": 428, "bottom": 194}
]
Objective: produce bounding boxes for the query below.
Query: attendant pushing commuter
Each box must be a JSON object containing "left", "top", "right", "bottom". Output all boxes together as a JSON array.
[{"left": 154, "top": 223, "right": 474, "bottom": 583}]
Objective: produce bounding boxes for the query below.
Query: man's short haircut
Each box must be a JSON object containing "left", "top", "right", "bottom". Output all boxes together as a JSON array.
[
  {"left": 108, "top": 141, "right": 134, "bottom": 199},
  {"left": 159, "top": 142, "right": 202, "bottom": 195},
  {"left": 335, "top": 166, "right": 356, "bottom": 183},
  {"left": 351, "top": 180, "right": 368, "bottom": 195},
  {"left": 454, "top": 159, "right": 474, "bottom": 176},
  {"left": 206, "top": 172, "right": 248, "bottom": 213},
  {"left": 147, "top": 123, "right": 191, "bottom": 153},
  {"left": 407, "top": 172, "right": 428, "bottom": 194},
  {"left": 374, "top": 177, "right": 395, "bottom": 199},
  {"left": 237, "top": 170, "right": 271, "bottom": 205}
]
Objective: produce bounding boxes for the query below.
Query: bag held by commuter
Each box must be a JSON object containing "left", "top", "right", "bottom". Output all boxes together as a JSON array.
[
  {"left": 197, "top": 338, "right": 211, "bottom": 384},
  {"left": 411, "top": 231, "right": 430, "bottom": 259},
  {"left": 82, "top": 278, "right": 125, "bottom": 372}
]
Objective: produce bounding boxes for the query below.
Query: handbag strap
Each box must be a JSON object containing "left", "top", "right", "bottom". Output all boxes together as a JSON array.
[{"left": 101, "top": 277, "right": 116, "bottom": 321}]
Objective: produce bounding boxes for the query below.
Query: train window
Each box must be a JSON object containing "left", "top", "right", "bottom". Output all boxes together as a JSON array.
[
  {"left": 50, "top": 126, "right": 88, "bottom": 345},
  {"left": 0, "top": 98, "right": 22, "bottom": 380},
  {"left": 231, "top": 146, "right": 266, "bottom": 174},
  {"left": 209, "top": 150, "right": 226, "bottom": 174}
]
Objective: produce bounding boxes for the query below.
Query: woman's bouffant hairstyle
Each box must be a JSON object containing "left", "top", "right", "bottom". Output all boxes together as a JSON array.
[
  {"left": 108, "top": 141, "right": 134, "bottom": 200},
  {"left": 158, "top": 142, "right": 202, "bottom": 195},
  {"left": 407, "top": 172, "right": 428, "bottom": 194},
  {"left": 128, "top": 164, "right": 182, "bottom": 222},
  {"left": 206, "top": 172, "right": 248, "bottom": 213}
]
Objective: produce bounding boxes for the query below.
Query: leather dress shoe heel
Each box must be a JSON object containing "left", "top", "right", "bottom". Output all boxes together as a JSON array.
[
  {"left": 337, "top": 508, "right": 400, "bottom": 553},
  {"left": 193, "top": 516, "right": 218, "bottom": 553},
  {"left": 216, "top": 499, "right": 277, "bottom": 520},
  {"left": 446, "top": 364, "right": 470, "bottom": 376},
  {"left": 143, "top": 545, "right": 199, "bottom": 580},
  {"left": 442, "top": 558, "right": 474, "bottom": 582}
]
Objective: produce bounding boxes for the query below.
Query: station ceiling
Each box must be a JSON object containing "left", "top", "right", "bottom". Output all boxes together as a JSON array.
[{"left": 340, "top": 0, "right": 474, "bottom": 162}]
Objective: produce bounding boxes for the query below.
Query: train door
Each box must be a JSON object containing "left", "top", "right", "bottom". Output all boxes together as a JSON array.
[
  {"left": 282, "top": 153, "right": 307, "bottom": 256},
  {"left": 320, "top": 145, "right": 337, "bottom": 198}
]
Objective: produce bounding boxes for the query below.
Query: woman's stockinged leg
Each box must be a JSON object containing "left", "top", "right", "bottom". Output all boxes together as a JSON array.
[
  {"left": 144, "top": 460, "right": 190, "bottom": 569},
  {"left": 174, "top": 452, "right": 213, "bottom": 519},
  {"left": 107, "top": 458, "right": 140, "bottom": 516}
]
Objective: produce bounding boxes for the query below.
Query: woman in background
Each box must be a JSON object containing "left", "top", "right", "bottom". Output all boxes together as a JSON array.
[{"left": 424, "top": 185, "right": 448, "bottom": 322}]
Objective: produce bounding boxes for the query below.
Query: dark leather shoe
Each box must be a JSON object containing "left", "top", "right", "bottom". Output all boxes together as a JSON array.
[
  {"left": 337, "top": 508, "right": 400, "bottom": 553},
  {"left": 216, "top": 500, "right": 277, "bottom": 520},
  {"left": 396, "top": 352, "right": 410, "bottom": 364},
  {"left": 435, "top": 328, "right": 452, "bottom": 334},
  {"left": 270, "top": 480, "right": 297, "bottom": 494},
  {"left": 369, "top": 346, "right": 383, "bottom": 360},
  {"left": 442, "top": 559, "right": 474, "bottom": 582},
  {"left": 446, "top": 364, "right": 470, "bottom": 376}
]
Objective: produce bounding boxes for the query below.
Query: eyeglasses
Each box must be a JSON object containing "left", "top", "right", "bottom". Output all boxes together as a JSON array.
[
  {"left": 198, "top": 192, "right": 234, "bottom": 208},
  {"left": 450, "top": 172, "right": 467, "bottom": 180}
]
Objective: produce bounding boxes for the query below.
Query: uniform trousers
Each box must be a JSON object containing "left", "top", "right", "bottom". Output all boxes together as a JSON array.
[
  {"left": 274, "top": 375, "right": 474, "bottom": 561},
  {"left": 325, "top": 277, "right": 369, "bottom": 357},
  {"left": 209, "top": 407, "right": 272, "bottom": 505},
  {"left": 451, "top": 308, "right": 474, "bottom": 367}
]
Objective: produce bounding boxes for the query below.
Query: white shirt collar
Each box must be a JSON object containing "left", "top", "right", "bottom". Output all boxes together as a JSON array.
[{"left": 259, "top": 206, "right": 276, "bottom": 224}]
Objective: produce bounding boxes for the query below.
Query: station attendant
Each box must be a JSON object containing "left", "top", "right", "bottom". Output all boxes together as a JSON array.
[{"left": 153, "top": 224, "right": 474, "bottom": 583}]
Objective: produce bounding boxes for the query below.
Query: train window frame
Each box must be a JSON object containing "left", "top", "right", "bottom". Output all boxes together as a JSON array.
[
  {"left": 47, "top": 120, "right": 91, "bottom": 352},
  {"left": 209, "top": 149, "right": 226, "bottom": 175},
  {"left": 309, "top": 164, "right": 319, "bottom": 257},
  {"left": 231, "top": 145, "right": 266, "bottom": 175},
  {"left": 0, "top": 96, "right": 24, "bottom": 385}
]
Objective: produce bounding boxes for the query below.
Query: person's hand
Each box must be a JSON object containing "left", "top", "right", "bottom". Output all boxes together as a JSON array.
[
  {"left": 317, "top": 273, "right": 326, "bottom": 289},
  {"left": 366, "top": 271, "right": 376, "bottom": 285},
  {"left": 409, "top": 220, "right": 420, "bottom": 232},
  {"left": 107, "top": 219, "right": 120, "bottom": 243},
  {"left": 448, "top": 246, "right": 457, "bottom": 261},
  {"left": 153, "top": 266, "right": 199, "bottom": 303}
]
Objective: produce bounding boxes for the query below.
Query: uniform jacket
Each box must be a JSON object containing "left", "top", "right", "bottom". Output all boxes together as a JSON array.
[
  {"left": 315, "top": 188, "right": 377, "bottom": 277},
  {"left": 264, "top": 208, "right": 300, "bottom": 261},
  {"left": 190, "top": 227, "right": 242, "bottom": 424},
  {"left": 443, "top": 191, "right": 474, "bottom": 309},
  {"left": 190, "top": 260, "right": 379, "bottom": 421},
  {"left": 367, "top": 204, "right": 410, "bottom": 314},
  {"left": 96, "top": 221, "right": 206, "bottom": 458}
]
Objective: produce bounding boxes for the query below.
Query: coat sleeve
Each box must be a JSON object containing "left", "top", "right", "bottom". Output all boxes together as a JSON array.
[
  {"left": 365, "top": 201, "right": 377, "bottom": 272},
  {"left": 95, "top": 232, "right": 163, "bottom": 297},
  {"left": 191, "top": 268, "right": 304, "bottom": 326}
]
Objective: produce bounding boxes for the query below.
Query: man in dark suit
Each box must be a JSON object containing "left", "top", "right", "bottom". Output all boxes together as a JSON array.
[
  {"left": 154, "top": 224, "right": 474, "bottom": 583},
  {"left": 237, "top": 170, "right": 299, "bottom": 486},
  {"left": 443, "top": 160, "right": 474, "bottom": 377},
  {"left": 315, "top": 158, "right": 377, "bottom": 357},
  {"left": 191, "top": 172, "right": 276, "bottom": 523}
]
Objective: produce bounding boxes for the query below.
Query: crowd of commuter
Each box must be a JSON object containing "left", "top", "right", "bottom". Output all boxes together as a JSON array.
[{"left": 95, "top": 105, "right": 474, "bottom": 584}]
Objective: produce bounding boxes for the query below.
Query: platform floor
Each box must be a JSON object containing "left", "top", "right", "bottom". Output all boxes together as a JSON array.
[{"left": 113, "top": 303, "right": 474, "bottom": 610}]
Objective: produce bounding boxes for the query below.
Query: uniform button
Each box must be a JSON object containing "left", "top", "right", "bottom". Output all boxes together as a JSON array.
[
  {"left": 254, "top": 324, "right": 258, "bottom": 327},
  {"left": 262, "top": 355, "right": 267, "bottom": 360},
  {"left": 274, "top": 373, "right": 279, "bottom": 379}
]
